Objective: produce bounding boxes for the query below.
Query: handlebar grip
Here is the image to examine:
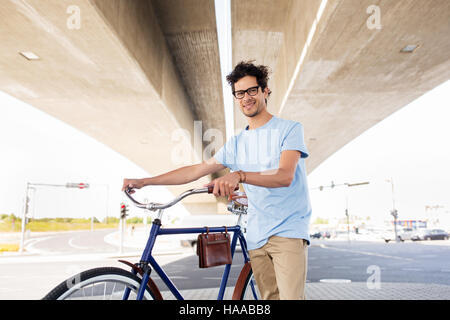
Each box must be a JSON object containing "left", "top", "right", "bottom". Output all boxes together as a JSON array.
[{"left": 207, "top": 185, "right": 239, "bottom": 193}]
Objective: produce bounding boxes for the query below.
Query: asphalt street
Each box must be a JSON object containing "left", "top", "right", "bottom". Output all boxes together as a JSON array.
[
  {"left": 150, "top": 239, "right": 450, "bottom": 291},
  {"left": 1, "top": 230, "right": 449, "bottom": 299},
  {"left": 22, "top": 229, "right": 133, "bottom": 254},
  {"left": 308, "top": 240, "right": 450, "bottom": 285}
]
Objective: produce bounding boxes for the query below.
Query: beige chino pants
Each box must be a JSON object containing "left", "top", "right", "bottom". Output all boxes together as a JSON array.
[{"left": 248, "top": 236, "right": 308, "bottom": 300}]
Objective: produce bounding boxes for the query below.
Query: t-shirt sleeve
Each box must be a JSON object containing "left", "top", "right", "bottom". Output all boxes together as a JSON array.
[
  {"left": 281, "top": 122, "right": 309, "bottom": 158},
  {"left": 213, "top": 136, "right": 237, "bottom": 171}
]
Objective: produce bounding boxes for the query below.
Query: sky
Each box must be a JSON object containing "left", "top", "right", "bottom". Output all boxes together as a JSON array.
[
  {"left": 0, "top": 80, "right": 449, "bottom": 227},
  {"left": 307, "top": 80, "right": 450, "bottom": 226},
  {"left": 0, "top": 92, "right": 190, "bottom": 223}
]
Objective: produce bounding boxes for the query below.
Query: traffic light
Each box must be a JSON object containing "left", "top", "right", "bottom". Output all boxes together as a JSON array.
[
  {"left": 391, "top": 209, "right": 398, "bottom": 219},
  {"left": 120, "top": 203, "right": 128, "bottom": 219},
  {"left": 25, "top": 196, "right": 30, "bottom": 216}
]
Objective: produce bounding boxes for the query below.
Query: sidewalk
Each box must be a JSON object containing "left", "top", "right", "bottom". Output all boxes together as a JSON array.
[{"left": 158, "top": 282, "right": 450, "bottom": 300}]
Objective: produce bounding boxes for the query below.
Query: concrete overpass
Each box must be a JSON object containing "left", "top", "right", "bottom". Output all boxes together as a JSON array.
[{"left": 1, "top": 0, "right": 449, "bottom": 214}]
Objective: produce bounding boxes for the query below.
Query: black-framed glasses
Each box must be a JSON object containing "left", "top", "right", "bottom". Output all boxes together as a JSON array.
[{"left": 232, "top": 86, "right": 260, "bottom": 99}]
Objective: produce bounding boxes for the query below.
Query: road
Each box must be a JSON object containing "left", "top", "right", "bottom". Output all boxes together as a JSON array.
[
  {"left": 23, "top": 229, "right": 130, "bottom": 254},
  {"left": 307, "top": 239, "right": 450, "bottom": 285},
  {"left": 1, "top": 231, "right": 449, "bottom": 299},
  {"left": 0, "top": 229, "right": 193, "bottom": 299},
  {"left": 148, "top": 238, "right": 450, "bottom": 291}
]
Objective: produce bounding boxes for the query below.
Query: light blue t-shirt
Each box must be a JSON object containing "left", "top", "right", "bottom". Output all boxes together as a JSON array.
[{"left": 214, "top": 115, "right": 312, "bottom": 250}]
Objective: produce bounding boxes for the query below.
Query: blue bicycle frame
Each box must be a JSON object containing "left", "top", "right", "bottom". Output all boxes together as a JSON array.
[{"left": 126, "top": 218, "right": 251, "bottom": 300}]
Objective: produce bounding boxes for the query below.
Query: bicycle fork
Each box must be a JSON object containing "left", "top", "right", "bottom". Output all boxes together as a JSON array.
[
  {"left": 122, "top": 214, "right": 163, "bottom": 300},
  {"left": 120, "top": 264, "right": 151, "bottom": 300}
]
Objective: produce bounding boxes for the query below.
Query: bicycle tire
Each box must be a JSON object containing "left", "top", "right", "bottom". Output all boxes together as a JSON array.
[
  {"left": 43, "top": 267, "right": 155, "bottom": 300},
  {"left": 233, "top": 262, "right": 259, "bottom": 300}
]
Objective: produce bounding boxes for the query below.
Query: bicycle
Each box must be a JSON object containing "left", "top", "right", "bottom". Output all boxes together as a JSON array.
[{"left": 43, "top": 186, "right": 259, "bottom": 300}]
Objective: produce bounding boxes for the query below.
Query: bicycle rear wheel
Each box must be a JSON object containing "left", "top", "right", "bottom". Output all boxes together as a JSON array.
[
  {"left": 233, "top": 263, "right": 260, "bottom": 300},
  {"left": 43, "top": 267, "right": 155, "bottom": 300}
]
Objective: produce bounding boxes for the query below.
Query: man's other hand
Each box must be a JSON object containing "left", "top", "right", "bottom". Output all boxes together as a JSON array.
[{"left": 122, "top": 178, "right": 145, "bottom": 194}]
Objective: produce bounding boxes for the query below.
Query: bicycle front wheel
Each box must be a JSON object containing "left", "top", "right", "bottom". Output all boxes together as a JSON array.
[{"left": 43, "top": 267, "right": 155, "bottom": 300}]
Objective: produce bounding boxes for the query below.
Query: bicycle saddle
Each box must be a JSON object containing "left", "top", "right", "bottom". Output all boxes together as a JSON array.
[{"left": 232, "top": 192, "right": 248, "bottom": 207}]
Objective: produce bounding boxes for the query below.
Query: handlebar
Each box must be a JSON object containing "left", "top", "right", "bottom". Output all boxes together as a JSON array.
[
  {"left": 124, "top": 186, "right": 215, "bottom": 211},
  {"left": 124, "top": 185, "right": 242, "bottom": 211},
  {"left": 125, "top": 185, "right": 247, "bottom": 219}
]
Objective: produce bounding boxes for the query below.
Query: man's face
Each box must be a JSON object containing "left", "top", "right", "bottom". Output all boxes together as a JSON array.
[{"left": 233, "top": 76, "right": 269, "bottom": 118}]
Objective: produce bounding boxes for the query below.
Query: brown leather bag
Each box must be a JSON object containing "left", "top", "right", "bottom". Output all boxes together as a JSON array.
[{"left": 197, "top": 227, "right": 232, "bottom": 268}]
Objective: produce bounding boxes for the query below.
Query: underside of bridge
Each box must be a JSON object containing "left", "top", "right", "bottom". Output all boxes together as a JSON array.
[{"left": 1, "top": 0, "right": 449, "bottom": 214}]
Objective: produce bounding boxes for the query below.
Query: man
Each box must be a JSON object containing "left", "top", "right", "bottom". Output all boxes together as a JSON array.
[{"left": 123, "top": 61, "right": 312, "bottom": 300}]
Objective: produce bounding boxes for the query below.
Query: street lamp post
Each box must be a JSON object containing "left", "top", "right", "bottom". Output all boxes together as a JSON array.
[
  {"left": 344, "top": 182, "right": 370, "bottom": 242},
  {"left": 313, "top": 181, "right": 370, "bottom": 242},
  {"left": 385, "top": 178, "right": 399, "bottom": 243},
  {"left": 345, "top": 195, "right": 350, "bottom": 242},
  {"left": 19, "top": 183, "right": 30, "bottom": 254},
  {"left": 19, "top": 182, "right": 90, "bottom": 254}
]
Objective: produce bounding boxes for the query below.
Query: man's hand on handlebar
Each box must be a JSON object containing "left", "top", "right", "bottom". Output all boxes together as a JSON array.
[
  {"left": 122, "top": 178, "right": 145, "bottom": 194},
  {"left": 123, "top": 173, "right": 242, "bottom": 201},
  {"left": 204, "top": 171, "right": 240, "bottom": 201}
]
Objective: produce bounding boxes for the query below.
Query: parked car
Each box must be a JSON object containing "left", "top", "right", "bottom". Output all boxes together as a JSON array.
[
  {"left": 380, "top": 228, "right": 399, "bottom": 243},
  {"left": 411, "top": 229, "right": 449, "bottom": 241},
  {"left": 310, "top": 231, "right": 331, "bottom": 239},
  {"left": 381, "top": 227, "right": 415, "bottom": 243},
  {"left": 310, "top": 232, "right": 322, "bottom": 239},
  {"left": 398, "top": 228, "right": 415, "bottom": 241},
  {"left": 322, "top": 231, "right": 331, "bottom": 239}
]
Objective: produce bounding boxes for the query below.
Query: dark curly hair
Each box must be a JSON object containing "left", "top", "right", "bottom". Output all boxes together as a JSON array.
[{"left": 226, "top": 61, "right": 272, "bottom": 98}]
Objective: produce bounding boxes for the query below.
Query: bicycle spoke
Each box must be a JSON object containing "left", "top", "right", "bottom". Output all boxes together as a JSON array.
[
  {"left": 250, "top": 279, "right": 258, "bottom": 299},
  {"left": 110, "top": 283, "right": 117, "bottom": 300}
]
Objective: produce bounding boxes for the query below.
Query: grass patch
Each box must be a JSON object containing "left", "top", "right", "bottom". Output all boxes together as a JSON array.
[
  {"left": 0, "top": 214, "right": 121, "bottom": 233},
  {"left": 25, "top": 221, "right": 118, "bottom": 232},
  {"left": 0, "top": 243, "right": 19, "bottom": 253}
]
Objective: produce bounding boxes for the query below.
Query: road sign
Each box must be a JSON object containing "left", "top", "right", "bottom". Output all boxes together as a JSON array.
[{"left": 66, "top": 183, "right": 90, "bottom": 189}]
